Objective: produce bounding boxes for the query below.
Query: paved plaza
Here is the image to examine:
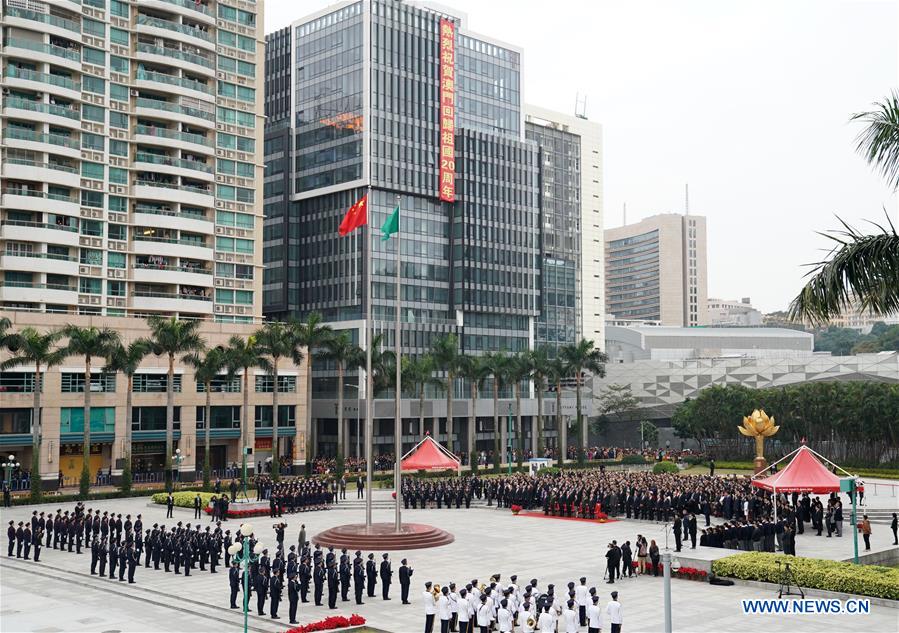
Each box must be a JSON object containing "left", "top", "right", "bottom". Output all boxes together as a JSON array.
[{"left": 1, "top": 486, "right": 897, "bottom": 633}]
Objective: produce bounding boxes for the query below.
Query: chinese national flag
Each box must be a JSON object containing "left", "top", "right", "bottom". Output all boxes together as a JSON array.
[{"left": 338, "top": 195, "right": 367, "bottom": 236}]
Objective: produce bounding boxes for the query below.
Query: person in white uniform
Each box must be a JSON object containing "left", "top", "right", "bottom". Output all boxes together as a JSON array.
[
  {"left": 575, "top": 576, "right": 590, "bottom": 626},
  {"left": 537, "top": 605, "right": 555, "bottom": 633},
  {"left": 497, "top": 599, "right": 514, "bottom": 633},
  {"left": 587, "top": 594, "right": 604, "bottom": 633},
  {"left": 448, "top": 583, "right": 459, "bottom": 632},
  {"left": 423, "top": 581, "right": 437, "bottom": 633},
  {"left": 457, "top": 588, "right": 473, "bottom": 633},
  {"left": 437, "top": 586, "right": 452, "bottom": 633},
  {"left": 606, "top": 590, "right": 623, "bottom": 633},
  {"left": 517, "top": 600, "right": 536, "bottom": 633},
  {"left": 476, "top": 594, "right": 492, "bottom": 633},
  {"left": 563, "top": 599, "right": 579, "bottom": 633}
]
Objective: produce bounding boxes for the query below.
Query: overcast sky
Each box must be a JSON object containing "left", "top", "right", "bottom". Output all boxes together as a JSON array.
[{"left": 266, "top": 0, "right": 898, "bottom": 313}]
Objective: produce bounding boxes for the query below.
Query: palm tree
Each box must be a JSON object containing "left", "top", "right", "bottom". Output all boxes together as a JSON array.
[
  {"left": 254, "top": 321, "right": 299, "bottom": 480},
  {"left": 560, "top": 340, "right": 608, "bottom": 465},
  {"left": 507, "top": 353, "right": 532, "bottom": 467},
  {"left": 458, "top": 354, "right": 490, "bottom": 464},
  {"left": 290, "top": 313, "right": 333, "bottom": 469},
  {"left": 183, "top": 346, "right": 229, "bottom": 491},
  {"left": 547, "top": 356, "right": 570, "bottom": 467},
  {"left": 225, "top": 335, "right": 265, "bottom": 482},
  {"left": 528, "top": 347, "right": 551, "bottom": 456},
  {"left": 104, "top": 339, "right": 151, "bottom": 492},
  {"left": 61, "top": 326, "right": 121, "bottom": 496},
  {"left": 402, "top": 354, "right": 438, "bottom": 440},
  {"left": 790, "top": 94, "right": 899, "bottom": 323},
  {"left": 431, "top": 334, "right": 462, "bottom": 452},
  {"left": 319, "top": 332, "right": 361, "bottom": 469},
  {"left": 1, "top": 326, "right": 66, "bottom": 500},
  {"left": 0, "top": 316, "right": 11, "bottom": 346},
  {"left": 484, "top": 351, "right": 510, "bottom": 471},
  {"left": 146, "top": 316, "right": 205, "bottom": 491}
]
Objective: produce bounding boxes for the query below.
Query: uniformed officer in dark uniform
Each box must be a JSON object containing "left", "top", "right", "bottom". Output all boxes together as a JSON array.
[
  {"left": 270, "top": 571, "right": 283, "bottom": 619},
  {"left": 399, "top": 558, "right": 413, "bottom": 604},
  {"left": 327, "top": 561, "right": 339, "bottom": 609},
  {"left": 379, "top": 553, "right": 392, "bottom": 600},
  {"left": 288, "top": 573, "right": 300, "bottom": 624},
  {"left": 313, "top": 560, "right": 325, "bottom": 606},
  {"left": 339, "top": 548, "right": 351, "bottom": 601},
  {"left": 299, "top": 555, "right": 311, "bottom": 603},
  {"left": 229, "top": 561, "right": 241, "bottom": 608},
  {"left": 353, "top": 551, "right": 365, "bottom": 605},
  {"left": 98, "top": 537, "right": 108, "bottom": 576},
  {"left": 7, "top": 520, "right": 15, "bottom": 557},
  {"left": 365, "top": 553, "right": 377, "bottom": 597},
  {"left": 90, "top": 537, "right": 100, "bottom": 574},
  {"left": 256, "top": 568, "right": 269, "bottom": 615},
  {"left": 127, "top": 544, "right": 138, "bottom": 583}
]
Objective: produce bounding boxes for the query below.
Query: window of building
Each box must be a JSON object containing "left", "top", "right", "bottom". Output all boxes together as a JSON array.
[
  {"left": 61, "top": 372, "right": 116, "bottom": 393},
  {"left": 61, "top": 407, "right": 115, "bottom": 433}
]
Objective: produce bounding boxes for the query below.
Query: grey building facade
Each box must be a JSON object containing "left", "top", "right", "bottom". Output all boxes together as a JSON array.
[{"left": 264, "top": 0, "right": 590, "bottom": 457}]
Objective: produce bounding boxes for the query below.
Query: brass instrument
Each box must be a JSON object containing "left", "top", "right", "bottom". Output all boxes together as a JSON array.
[
  {"left": 526, "top": 616, "right": 536, "bottom": 629},
  {"left": 432, "top": 584, "right": 441, "bottom": 601},
  {"left": 478, "top": 583, "right": 487, "bottom": 593}
]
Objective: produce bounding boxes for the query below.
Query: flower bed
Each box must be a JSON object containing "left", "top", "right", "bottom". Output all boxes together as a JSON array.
[
  {"left": 711, "top": 552, "right": 899, "bottom": 600},
  {"left": 285, "top": 614, "right": 365, "bottom": 633},
  {"left": 203, "top": 505, "right": 270, "bottom": 519},
  {"left": 674, "top": 566, "right": 708, "bottom": 581},
  {"left": 511, "top": 504, "right": 522, "bottom": 515}
]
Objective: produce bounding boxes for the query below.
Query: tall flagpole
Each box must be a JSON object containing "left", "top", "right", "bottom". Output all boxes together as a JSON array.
[
  {"left": 364, "top": 190, "right": 373, "bottom": 529},
  {"left": 394, "top": 195, "right": 402, "bottom": 532}
]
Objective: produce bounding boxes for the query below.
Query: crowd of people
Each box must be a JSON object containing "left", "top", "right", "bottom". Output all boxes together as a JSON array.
[
  {"left": 419, "top": 574, "right": 624, "bottom": 633},
  {"left": 248, "top": 476, "right": 340, "bottom": 513}
]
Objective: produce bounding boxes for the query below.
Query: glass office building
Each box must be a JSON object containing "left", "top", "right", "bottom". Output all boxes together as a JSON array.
[{"left": 264, "top": 0, "right": 592, "bottom": 457}]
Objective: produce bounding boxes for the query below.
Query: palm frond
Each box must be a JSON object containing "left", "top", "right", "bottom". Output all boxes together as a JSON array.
[
  {"left": 788, "top": 213, "right": 899, "bottom": 324},
  {"left": 851, "top": 91, "right": 899, "bottom": 189}
]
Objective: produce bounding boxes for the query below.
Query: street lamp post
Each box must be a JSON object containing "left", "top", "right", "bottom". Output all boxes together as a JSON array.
[
  {"left": 227, "top": 523, "right": 264, "bottom": 633},
  {"left": 172, "top": 448, "right": 184, "bottom": 488},
  {"left": 662, "top": 548, "right": 681, "bottom": 633},
  {"left": 3, "top": 454, "right": 20, "bottom": 487}
]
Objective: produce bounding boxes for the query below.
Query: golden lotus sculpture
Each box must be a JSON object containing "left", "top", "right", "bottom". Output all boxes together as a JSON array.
[{"left": 738, "top": 409, "right": 780, "bottom": 473}]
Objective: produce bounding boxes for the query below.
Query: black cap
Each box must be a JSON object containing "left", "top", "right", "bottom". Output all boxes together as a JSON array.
[
  {"left": 401, "top": 558, "right": 407, "bottom": 564},
  {"left": 611, "top": 591, "right": 618, "bottom": 599},
  {"left": 382, "top": 553, "right": 388, "bottom": 559}
]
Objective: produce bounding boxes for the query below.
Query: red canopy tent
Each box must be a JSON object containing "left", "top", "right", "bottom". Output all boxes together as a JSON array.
[
  {"left": 401, "top": 434, "right": 461, "bottom": 472},
  {"left": 752, "top": 444, "right": 862, "bottom": 524},
  {"left": 752, "top": 445, "right": 847, "bottom": 494}
]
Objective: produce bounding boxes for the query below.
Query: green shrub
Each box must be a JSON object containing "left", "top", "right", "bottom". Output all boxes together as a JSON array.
[
  {"left": 711, "top": 552, "right": 899, "bottom": 600},
  {"left": 536, "top": 467, "right": 561, "bottom": 477},
  {"left": 621, "top": 454, "right": 647, "bottom": 465},
  {"left": 469, "top": 452, "right": 478, "bottom": 474},
  {"left": 653, "top": 461, "right": 680, "bottom": 474},
  {"left": 121, "top": 458, "right": 133, "bottom": 495},
  {"left": 683, "top": 455, "right": 704, "bottom": 465},
  {"left": 151, "top": 491, "right": 217, "bottom": 508}
]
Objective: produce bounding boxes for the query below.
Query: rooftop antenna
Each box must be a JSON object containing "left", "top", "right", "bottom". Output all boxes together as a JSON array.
[
  {"left": 575, "top": 93, "right": 588, "bottom": 119},
  {"left": 685, "top": 183, "right": 689, "bottom": 215}
]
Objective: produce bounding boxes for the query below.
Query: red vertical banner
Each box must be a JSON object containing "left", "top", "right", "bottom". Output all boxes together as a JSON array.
[{"left": 438, "top": 18, "right": 456, "bottom": 202}]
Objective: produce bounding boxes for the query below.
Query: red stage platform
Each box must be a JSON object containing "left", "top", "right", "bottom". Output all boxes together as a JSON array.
[
  {"left": 313, "top": 522, "right": 454, "bottom": 550},
  {"left": 517, "top": 511, "right": 619, "bottom": 524}
]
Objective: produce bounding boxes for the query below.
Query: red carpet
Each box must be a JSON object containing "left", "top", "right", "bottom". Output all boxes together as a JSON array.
[{"left": 516, "top": 511, "right": 620, "bottom": 524}]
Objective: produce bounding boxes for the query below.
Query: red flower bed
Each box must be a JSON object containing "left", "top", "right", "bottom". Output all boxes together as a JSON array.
[
  {"left": 674, "top": 566, "right": 708, "bottom": 581},
  {"left": 285, "top": 614, "right": 365, "bottom": 633},
  {"left": 511, "top": 504, "right": 522, "bottom": 514},
  {"left": 204, "top": 506, "right": 270, "bottom": 519}
]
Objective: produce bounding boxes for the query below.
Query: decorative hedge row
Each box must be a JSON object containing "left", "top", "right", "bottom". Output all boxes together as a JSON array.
[
  {"left": 711, "top": 552, "right": 899, "bottom": 600},
  {"left": 652, "top": 461, "right": 680, "bottom": 474},
  {"left": 151, "top": 491, "right": 217, "bottom": 508}
]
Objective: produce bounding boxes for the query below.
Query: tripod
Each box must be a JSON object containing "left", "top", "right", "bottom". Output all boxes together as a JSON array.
[{"left": 777, "top": 561, "right": 804, "bottom": 599}]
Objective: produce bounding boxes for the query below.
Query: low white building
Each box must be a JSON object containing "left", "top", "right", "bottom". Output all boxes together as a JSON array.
[{"left": 707, "top": 297, "right": 763, "bottom": 326}]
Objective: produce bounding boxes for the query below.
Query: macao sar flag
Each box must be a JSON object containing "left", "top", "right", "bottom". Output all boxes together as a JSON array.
[
  {"left": 381, "top": 205, "right": 399, "bottom": 241},
  {"left": 338, "top": 195, "right": 367, "bottom": 236}
]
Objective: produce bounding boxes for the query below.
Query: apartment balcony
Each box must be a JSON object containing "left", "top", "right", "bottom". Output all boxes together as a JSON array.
[
  {"left": 133, "top": 124, "right": 213, "bottom": 156},
  {"left": 2, "top": 97, "right": 81, "bottom": 129},
  {"left": 132, "top": 179, "right": 214, "bottom": 207},
  {"left": 4, "top": 66, "right": 81, "bottom": 100},
  {"left": 0, "top": 280, "right": 77, "bottom": 305},
  {"left": 132, "top": 235, "right": 214, "bottom": 262},
  {"left": 2, "top": 38, "right": 82, "bottom": 72},
  {"left": 135, "top": 42, "right": 215, "bottom": 77},
  {"left": 0, "top": 220, "right": 82, "bottom": 248},
  {"left": 4, "top": 7, "right": 82, "bottom": 41},
  {"left": 134, "top": 97, "right": 215, "bottom": 130},
  {"left": 2, "top": 127, "right": 81, "bottom": 159},
  {"left": 2, "top": 158, "right": 80, "bottom": 188},
  {"left": 136, "top": 14, "right": 215, "bottom": 50},
  {"left": 1, "top": 190, "right": 79, "bottom": 217},
  {"left": 0, "top": 252, "right": 80, "bottom": 277},
  {"left": 132, "top": 206, "right": 214, "bottom": 236},
  {"left": 142, "top": 0, "right": 216, "bottom": 25},
  {"left": 130, "top": 291, "right": 213, "bottom": 315},
  {"left": 131, "top": 263, "right": 213, "bottom": 287},
  {"left": 133, "top": 152, "right": 214, "bottom": 181},
  {"left": 134, "top": 69, "right": 213, "bottom": 101}
]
